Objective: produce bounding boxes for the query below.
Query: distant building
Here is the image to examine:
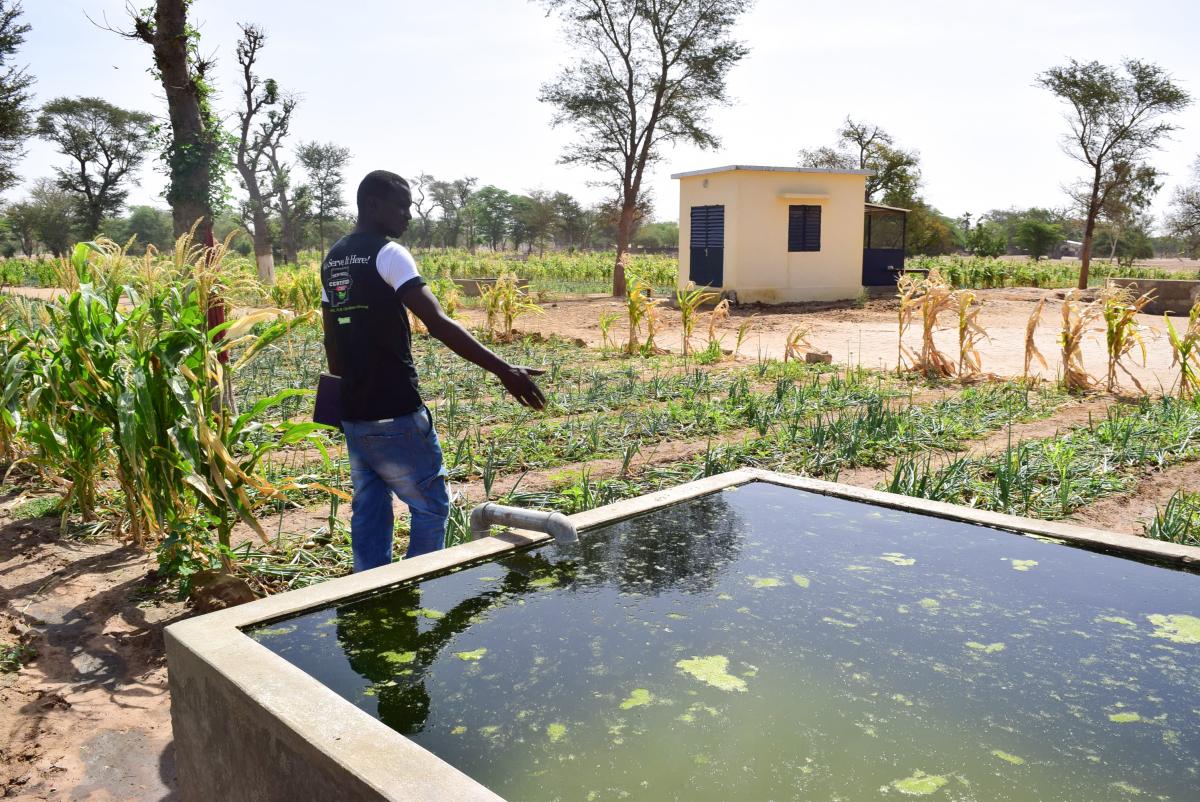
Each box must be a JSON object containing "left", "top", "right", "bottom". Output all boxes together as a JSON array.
[
  {"left": 1058, "top": 240, "right": 1083, "bottom": 259},
  {"left": 673, "top": 165, "right": 908, "bottom": 304}
]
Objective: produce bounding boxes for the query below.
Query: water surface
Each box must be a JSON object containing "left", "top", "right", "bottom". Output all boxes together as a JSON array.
[{"left": 249, "top": 481, "right": 1200, "bottom": 801}]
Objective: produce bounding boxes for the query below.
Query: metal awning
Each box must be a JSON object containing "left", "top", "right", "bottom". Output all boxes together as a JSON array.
[{"left": 865, "top": 202, "right": 911, "bottom": 214}]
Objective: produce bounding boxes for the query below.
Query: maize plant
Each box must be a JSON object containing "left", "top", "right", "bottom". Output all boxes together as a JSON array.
[
  {"left": 676, "top": 283, "right": 718, "bottom": 356},
  {"left": 1100, "top": 286, "right": 1153, "bottom": 394},
  {"left": 954, "top": 290, "right": 987, "bottom": 378},
  {"left": 1165, "top": 301, "right": 1200, "bottom": 398},
  {"left": 1024, "top": 297, "right": 1049, "bottom": 381},
  {"left": 783, "top": 325, "right": 813, "bottom": 362},
  {"left": 598, "top": 311, "right": 621, "bottom": 351},
  {"left": 707, "top": 299, "right": 731, "bottom": 354},
  {"left": 1059, "top": 290, "right": 1101, "bottom": 393}
]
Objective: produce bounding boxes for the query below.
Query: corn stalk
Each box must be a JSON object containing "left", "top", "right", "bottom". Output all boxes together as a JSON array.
[
  {"left": 1165, "top": 301, "right": 1200, "bottom": 398},
  {"left": 1024, "top": 297, "right": 1048, "bottom": 381},
  {"left": 954, "top": 290, "right": 987, "bottom": 378},
  {"left": 1101, "top": 286, "right": 1153, "bottom": 394},
  {"left": 1059, "top": 290, "right": 1101, "bottom": 393},
  {"left": 676, "top": 283, "right": 718, "bottom": 356}
]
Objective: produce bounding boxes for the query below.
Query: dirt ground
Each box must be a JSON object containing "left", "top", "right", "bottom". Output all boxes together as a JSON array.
[
  {"left": 2, "top": 283, "right": 1198, "bottom": 800},
  {"left": 469, "top": 287, "right": 1189, "bottom": 392}
]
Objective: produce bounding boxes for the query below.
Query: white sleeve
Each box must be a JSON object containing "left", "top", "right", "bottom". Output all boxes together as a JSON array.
[{"left": 375, "top": 242, "right": 422, "bottom": 292}]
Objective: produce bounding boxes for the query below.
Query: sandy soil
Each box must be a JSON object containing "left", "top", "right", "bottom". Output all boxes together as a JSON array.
[
  {"left": 462, "top": 288, "right": 1188, "bottom": 392},
  {"left": 0, "top": 492, "right": 182, "bottom": 801}
]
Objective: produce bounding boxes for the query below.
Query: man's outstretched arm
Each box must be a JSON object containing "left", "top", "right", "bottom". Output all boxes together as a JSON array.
[{"left": 402, "top": 285, "right": 547, "bottom": 410}]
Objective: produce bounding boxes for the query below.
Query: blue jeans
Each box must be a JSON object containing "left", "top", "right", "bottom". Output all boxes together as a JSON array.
[{"left": 342, "top": 407, "right": 450, "bottom": 571}]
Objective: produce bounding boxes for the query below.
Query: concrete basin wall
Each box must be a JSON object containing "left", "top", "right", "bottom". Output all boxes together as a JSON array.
[
  {"left": 166, "top": 468, "right": 1200, "bottom": 801},
  {"left": 1106, "top": 277, "right": 1200, "bottom": 315}
]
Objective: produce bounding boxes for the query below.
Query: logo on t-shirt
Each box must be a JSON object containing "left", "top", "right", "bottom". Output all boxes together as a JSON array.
[{"left": 324, "top": 254, "right": 368, "bottom": 307}]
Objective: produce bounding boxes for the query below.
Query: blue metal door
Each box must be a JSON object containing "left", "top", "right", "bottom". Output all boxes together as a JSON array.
[{"left": 689, "top": 205, "right": 724, "bottom": 287}]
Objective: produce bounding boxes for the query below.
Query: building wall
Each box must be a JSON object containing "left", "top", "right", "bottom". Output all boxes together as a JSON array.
[{"left": 677, "top": 170, "right": 867, "bottom": 303}]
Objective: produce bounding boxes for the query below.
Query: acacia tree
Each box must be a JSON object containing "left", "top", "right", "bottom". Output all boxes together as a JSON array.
[
  {"left": 27, "top": 178, "right": 75, "bottom": 256},
  {"left": 1167, "top": 158, "right": 1200, "bottom": 257},
  {"left": 123, "top": 0, "right": 228, "bottom": 240},
  {"left": 36, "top": 97, "right": 154, "bottom": 237},
  {"left": 0, "top": 1, "right": 33, "bottom": 193},
  {"left": 234, "top": 23, "right": 295, "bottom": 283},
  {"left": 409, "top": 172, "right": 436, "bottom": 248},
  {"left": 539, "top": 0, "right": 751, "bottom": 296},
  {"left": 296, "top": 140, "right": 350, "bottom": 253},
  {"left": 1038, "top": 59, "right": 1191, "bottom": 289},
  {"left": 799, "top": 117, "right": 920, "bottom": 203},
  {"left": 5, "top": 198, "right": 35, "bottom": 255}
]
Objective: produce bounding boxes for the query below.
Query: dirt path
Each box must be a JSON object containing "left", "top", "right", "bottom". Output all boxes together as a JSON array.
[
  {"left": 0, "top": 503, "right": 182, "bottom": 801},
  {"left": 1066, "top": 460, "right": 1200, "bottom": 536}
]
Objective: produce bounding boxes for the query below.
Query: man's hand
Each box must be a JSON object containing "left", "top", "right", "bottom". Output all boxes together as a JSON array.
[{"left": 499, "top": 365, "right": 547, "bottom": 409}]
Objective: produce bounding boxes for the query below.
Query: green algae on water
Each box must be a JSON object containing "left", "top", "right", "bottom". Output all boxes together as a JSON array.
[
  {"left": 991, "top": 750, "right": 1025, "bottom": 765},
  {"left": 381, "top": 650, "right": 417, "bottom": 665},
  {"left": 529, "top": 576, "right": 559, "bottom": 589},
  {"left": 1108, "top": 711, "right": 1141, "bottom": 723},
  {"left": 1110, "top": 781, "right": 1144, "bottom": 795},
  {"left": 253, "top": 625, "right": 296, "bottom": 638},
  {"left": 966, "top": 642, "right": 1005, "bottom": 653},
  {"left": 676, "top": 655, "right": 747, "bottom": 692},
  {"left": 620, "top": 688, "right": 653, "bottom": 710},
  {"left": 792, "top": 574, "right": 810, "bottom": 588},
  {"left": 918, "top": 598, "right": 940, "bottom": 610},
  {"left": 1146, "top": 613, "right": 1200, "bottom": 645},
  {"left": 891, "top": 770, "right": 949, "bottom": 795},
  {"left": 880, "top": 552, "right": 916, "bottom": 566},
  {"left": 1009, "top": 559, "right": 1038, "bottom": 572},
  {"left": 455, "top": 648, "right": 488, "bottom": 661},
  {"left": 407, "top": 608, "right": 445, "bottom": 620},
  {"left": 749, "top": 576, "right": 783, "bottom": 588},
  {"left": 547, "top": 722, "right": 567, "bottom": 742},
  {"left": 451, "top": 725, "right": 466, "bottom": 735}
]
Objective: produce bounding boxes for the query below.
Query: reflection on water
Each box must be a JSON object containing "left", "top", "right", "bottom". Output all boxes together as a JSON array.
[{"left": 248, "top": 482, "right": 1200, "bottom": 801}]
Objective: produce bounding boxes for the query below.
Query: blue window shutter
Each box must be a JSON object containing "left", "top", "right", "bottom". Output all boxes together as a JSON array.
[{"left": 788, "top": 205, "right": 822, "bottom": 252}]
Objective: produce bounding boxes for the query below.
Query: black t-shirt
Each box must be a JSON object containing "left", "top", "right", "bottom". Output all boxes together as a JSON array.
[{"left": 320, "top": 233, "right": 426, "bottom": 421}]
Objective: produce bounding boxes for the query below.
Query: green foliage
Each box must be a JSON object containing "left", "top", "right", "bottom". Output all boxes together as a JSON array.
[
  {"left": 1145, "top": 491, "right": 1200, "bottom": 546},
  {"left": 1015, "top": 220, "right": 1062, "bottom": 261},
  {"left": 634, "top": 221, "right": 679, "bottom": 249},
  {"left": 966, "top": 220, "right": 1007, "bottom": 258},
  {"left": 296, "top": 141, "right": 351, "bottom": 251},
  {"left": 0, "top": 0, "right": 34, "bottom": 193}
]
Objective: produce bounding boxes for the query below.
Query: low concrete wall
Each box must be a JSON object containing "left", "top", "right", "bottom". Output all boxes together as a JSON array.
[
  {"left": 1106, "top": 277, "right": 1200, "bottom": 316},
  {"left": 167, "top": 468, "right": 1200, "bottom": 801},
  {"left": 452, "top": 277, "right": 531, "bottom": 297}
]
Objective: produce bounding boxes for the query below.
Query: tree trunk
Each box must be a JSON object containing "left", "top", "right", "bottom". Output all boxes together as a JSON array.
[
  {"left": 140, "top": 1, "right": 214, "bottom": 242},
  {"left": 250, "top": 205, "right": 274, "bottom": 284},
  {"left": 1078, "top": 168, "right": 1103, "bottom": 290},
  {"left": 613, "top": 200, "right": 636, "bottom": 298},
  {"left": 276, "top": 190, "right": 297, "bottom": 263}
]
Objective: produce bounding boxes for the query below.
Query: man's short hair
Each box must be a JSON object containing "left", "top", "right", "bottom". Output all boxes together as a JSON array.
[{"left": 357, "top": 170, "right": 410, "bottom": 209}]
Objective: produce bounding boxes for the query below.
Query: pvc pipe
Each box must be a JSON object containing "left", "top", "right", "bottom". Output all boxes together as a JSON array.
[{"left": 469, "top": 502, "right": 578, "bottom": 545}]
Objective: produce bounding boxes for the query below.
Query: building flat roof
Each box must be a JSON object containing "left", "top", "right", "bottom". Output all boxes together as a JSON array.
[{"left": 670, "top": 164, "right": 874, "bottom": 179}]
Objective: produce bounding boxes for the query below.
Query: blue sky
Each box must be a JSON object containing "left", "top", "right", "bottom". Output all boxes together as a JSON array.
[{"left": 13, "top": 0, "right": 1200, "bottom": 227}]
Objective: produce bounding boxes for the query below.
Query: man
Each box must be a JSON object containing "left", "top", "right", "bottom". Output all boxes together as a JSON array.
[{"left": 321, "top": 170, "right": 546, "bottom": 571}]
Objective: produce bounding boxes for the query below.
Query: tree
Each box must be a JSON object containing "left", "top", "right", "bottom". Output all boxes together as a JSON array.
[
  {"left": 471, "top": 186, "right": 515, "bottom": 251},
  {"left": 124, "top": 1, "right": 229, "bottom": 240},
  {"left": 103, "top": 205, "right": 174, "bottom": 254},
  {"left": 517, "top": 190, "right": 559, "bottom": 256},
  {"left": 264, "top": 136, "right": 306, "bottom": 263},
  {"left": 428, "top": 177, "right": 476, "bottom": 248},
  {"left": 966, "top": 219, "right": 1007, "bottom": 258},
  {"left": 1166, "top": 157, "right": 1200, "bottom": 258},
  {"left": 799, "top": 117, "right": 920, "bottom": 203},
  {"left": 296, "top": 141, "right": 350, "bottom": 253},
  {"left": 1097, "top": 163, "right": 1160, "bottom": 261},
  {"left": 27, "top": 178, "right": 75, "bottom": 257},
  {"left": 234, "top": 23, "right": 295, "bottom": 283},
  {"left": 0, "top": 1, "right": 33, "bottom": 193},
  {"left": 634, "top": 220, "right": 678, "bottom": 249},
  {"left": 5, "top": 198, "right": 35, "bottom": 255},
  {"left": 552, "top": 191, "right": 592, "bottom": 249},
  {"left": 1015, "top": 219, "right": 1062, "bottom": 261},
  {"left": 35, "top": 97, "right": 154, "bottom": 237},
  {"left": 539, "top": 0, "right": 750, "bottom": 296},
  {"left": 905, "top": 201, "right": 960, "bottom": 256},
  {"left": 408, "top": 173, "right": 436, "bottom": 248},
  {"left": 1038, "top": 58, "right": 1191, "bottom": 289}
]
